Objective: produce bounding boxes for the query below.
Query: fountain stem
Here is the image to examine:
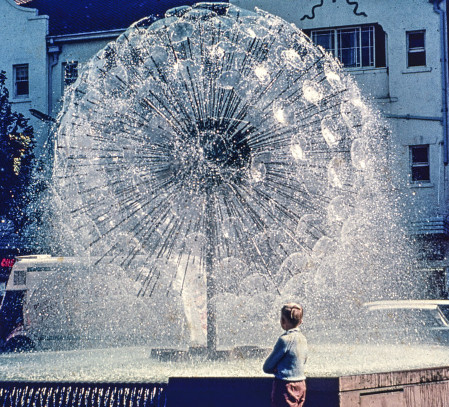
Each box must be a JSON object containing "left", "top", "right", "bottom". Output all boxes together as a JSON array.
[{"left": 205, "top": 192, "right": 218, "bottom": 357}]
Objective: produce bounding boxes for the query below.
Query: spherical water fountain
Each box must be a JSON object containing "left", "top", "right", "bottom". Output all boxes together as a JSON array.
[
  {"left": 1, "top": 3, "right": 449, "bottom": 406},
  {"left": 50, "top": 1, "right": 411, "bottom": 353}
]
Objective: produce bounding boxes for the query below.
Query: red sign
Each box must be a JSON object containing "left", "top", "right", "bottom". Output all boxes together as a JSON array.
[{"left": 1, "top": 258, "right": 15, "bottom": 268}]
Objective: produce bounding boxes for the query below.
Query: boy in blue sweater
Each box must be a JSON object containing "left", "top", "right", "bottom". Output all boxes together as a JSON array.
[{"left": 263, "top": 303, "right": 308, "bottom": 407}]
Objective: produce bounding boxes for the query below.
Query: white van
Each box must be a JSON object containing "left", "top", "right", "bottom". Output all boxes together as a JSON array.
[
  {"left": 1, "top": 254, "right": 193, "bottom": 352},
  {"left": 1, "top": 255, "right": 89, "bottom": 351}
]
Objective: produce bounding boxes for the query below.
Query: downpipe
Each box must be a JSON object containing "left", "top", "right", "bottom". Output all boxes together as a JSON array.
[{"left": 433, "top": 0, "right": 448, "bottom": 164}]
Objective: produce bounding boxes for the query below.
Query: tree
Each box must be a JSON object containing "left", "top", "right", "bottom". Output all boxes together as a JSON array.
[{"left": 0, "top": 71, "right": 35, "bottom": 234}]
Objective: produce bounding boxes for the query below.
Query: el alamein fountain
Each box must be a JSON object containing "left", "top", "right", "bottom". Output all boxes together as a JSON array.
[{"left": 1, "top": 3, "right": 449, "bottom": 406}]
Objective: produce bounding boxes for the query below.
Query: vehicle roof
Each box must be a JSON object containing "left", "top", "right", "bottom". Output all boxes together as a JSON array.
[
  {"left": 16, "top": 254, "right": 70, "bottom": 262},
  {"left": 13, "top": 255, "right": 86, "bottom": 267},
  {"left": 363, "top": 300, "right": 449, "bottom": 310},
  {"left": 12, "top": 254, "right": 147, "bottom": 268}
]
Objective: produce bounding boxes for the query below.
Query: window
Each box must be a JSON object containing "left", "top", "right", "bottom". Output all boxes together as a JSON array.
[
  {"left": 309, "top": 25, "right": 386, "bottom": 68},
  {"left": 63, "top": 61, "right": 78, "bottom": 90},
  {"left": 13, "top": 64, "right": 29, "bottom": 97},
  {"left": 407, "top": 31, "right": 426, "bottom": 67},
  {"left": 13, "top": 270, "right": 26, "bottom": 286},
  {"left": 410, "top": 145, "right": 430, "bottom": 182}
]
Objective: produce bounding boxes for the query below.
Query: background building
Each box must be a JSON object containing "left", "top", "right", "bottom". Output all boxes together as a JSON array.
[
  {"left": 232, "top": 0, "right": 449, "bottom": 295},
  {"left": 1, "top": 0, "right": 448, "bottom": 297}
]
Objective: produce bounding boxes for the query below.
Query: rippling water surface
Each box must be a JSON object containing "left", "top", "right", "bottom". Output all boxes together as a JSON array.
[{"left": 1, "top": 345, "right": 448, "bottom": 382}]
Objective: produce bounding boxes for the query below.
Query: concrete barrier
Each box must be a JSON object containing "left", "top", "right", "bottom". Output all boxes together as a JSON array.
[
  {"left": 339, "top": 366, "right": 449, "bottom": 407},
  {"left": 167, "top": 377, "right": 339, "bottom": 407},
  {"left": 167, "top": 366, "right": 449, "bottom": 407},
  {"left": 0, "top": 366, "right": 448, "bottom": 406}
]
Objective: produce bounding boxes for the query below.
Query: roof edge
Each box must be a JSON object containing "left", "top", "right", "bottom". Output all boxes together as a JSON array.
[{"left": 48, "top": 28, "right": 125, "bottom": 43}]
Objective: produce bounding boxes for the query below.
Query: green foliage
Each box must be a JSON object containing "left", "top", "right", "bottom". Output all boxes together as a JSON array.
[{"left": 0, "top": 70, "right": 35, "bottom": 231}]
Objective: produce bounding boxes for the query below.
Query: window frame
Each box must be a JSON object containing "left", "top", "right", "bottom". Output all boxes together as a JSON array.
[
  {"left": 13, "top": 64, "right": 29, "bottom": 98},
  {"left": 407, "top": 30, "right": 426, "bottom": 68},
  {"left": 310, "top": 25, "right": 377, "bottom": 68},
  {"left": 410, "top": 144, "right": 430, "bottom": 183}
]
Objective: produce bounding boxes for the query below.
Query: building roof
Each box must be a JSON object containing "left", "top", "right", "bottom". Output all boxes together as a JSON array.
[{"left": 19, "top": 0, "right": 215, "bottom": 36}]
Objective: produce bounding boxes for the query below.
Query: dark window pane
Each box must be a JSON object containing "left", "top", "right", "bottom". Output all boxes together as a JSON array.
[
  {"left": 361, "top": 27, "right": 373, "bottom": 46},
  {"left": 411, "top": 146, "right": 428, "bottom": 163},
  {"left": 338, "top": 28, "right": 360, "bottom": 67},
  {"left": 360, "top": 27, "right": 374, "bottom": 67},
  {"left": 16, "top": 81, "right": 29, "bottom": 96},
  {"left": 409, "top": 32, "right": 425, "bottom": 49},
  {"left": 362, "top": 47, "right": 371, "bottom": 67},
  {"left": 361, "top": 30, "right": 370, "bottom": 44},
  {"left": 408, "top": 51, "right": 426, "bottom": 67},
  {"left": 375, "top": 25, "right": 386, "bottom": 68},
  {"left": 340, "top": 48, "right": 357, "bottom": 67},
  {"left": 412, "top": 166, "right": 430, "bottom": 181},
  {"left": 313, "top": 31, "right": 334, "bottom": 52},
  {"left": 339, "top": 30, "right": 358, "bottom": 49}
]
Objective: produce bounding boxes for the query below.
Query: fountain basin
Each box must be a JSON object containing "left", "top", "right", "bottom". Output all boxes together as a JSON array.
[
  {"left": 1, "top": 366, "right": 448, "bottom": 407},
  {"left": 1, "top": 345, "right": 449, "bottom": 406}
]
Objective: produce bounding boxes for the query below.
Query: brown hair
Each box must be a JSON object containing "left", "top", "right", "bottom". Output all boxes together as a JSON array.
[{"left": 281, "top": 303, "right": 303, "bottom": 327}]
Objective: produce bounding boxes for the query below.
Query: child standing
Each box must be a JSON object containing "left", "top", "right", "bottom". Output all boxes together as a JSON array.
[{"left": 263, "top": 303, "right": 308, "bottom": 407}]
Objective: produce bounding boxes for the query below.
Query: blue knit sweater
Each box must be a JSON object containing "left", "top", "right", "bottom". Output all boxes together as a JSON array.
[{"left": 263, "top": 328, "right": 308, "bottom": 381}]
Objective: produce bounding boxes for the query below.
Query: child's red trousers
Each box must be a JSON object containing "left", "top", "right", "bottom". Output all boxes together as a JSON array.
[{"left": 271, "top": 378, "right": 306, "bottom": 407}]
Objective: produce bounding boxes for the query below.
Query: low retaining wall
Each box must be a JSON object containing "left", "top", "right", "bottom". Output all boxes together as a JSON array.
[
  {"left": 0, "top": 366, "right": 448, "bottom": 407},
  {"left": 167, "top": 366, "right": 449, "bottom": 407},
  {"left": 339, "top": 366, "right": 449, "bottom": 407},
  {"left": 166, "top": 377, "right": 339, "bottom": 407}
]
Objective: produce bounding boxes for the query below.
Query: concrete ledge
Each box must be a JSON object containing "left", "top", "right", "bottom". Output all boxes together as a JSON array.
[
  {"left": 167, "top": 367, "right": 449, "bottom": 407},
  {"left": 339, "top": 367, "right": 449, "bottom": 407},
  {"left": 339, "top": 366, "right": 449, "bottom": 391},
  {"left": 0, "top": 367, "right": 448, "bottom": 406},
  {"left": 166, "top": 377, "right": 340, "bottom": 407}
]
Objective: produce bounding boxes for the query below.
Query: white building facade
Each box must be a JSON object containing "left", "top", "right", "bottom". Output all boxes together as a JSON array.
[
  {"left": 232, "top": 0, "right": 449, "bottom": 295},
  {"left": 0, "top": 0, "right": 48, "bottom": 150},
  {"left": 1, "top": 0, "right": 449, "bottom": 296}
]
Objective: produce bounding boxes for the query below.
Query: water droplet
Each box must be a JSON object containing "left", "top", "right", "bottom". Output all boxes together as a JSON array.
[
  {"left": 218, "top": 71, "right": 240, "bottom": 90},
  {"left": 328, "top": 196, "right": 353, "bottom": 222},
  {"left": 303, "top": 82, "right": 322, "bottom": 105},
  {"left": 312, "top": 236, "right": 337, "bottom": 259},
  {"left": 254, "top": 65, "right": 270, "bottom": 82},
  {"left": 328, "top": 157, "right": 352, "bottom": 189},
  {"left": 170, "top": 22, "right": 194, "bottom": 42},
  {"left": 351, "top": 139, "right": 368, "bottom": 170},
  {"left": 291, "top": 142, "right": 306, "bottom": 161},
  {"left": 251, "top": 162, "right": 267, "bottom": 182},
  {"left": 282, "top": 48, "right": 302, "bottom": 66}
]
